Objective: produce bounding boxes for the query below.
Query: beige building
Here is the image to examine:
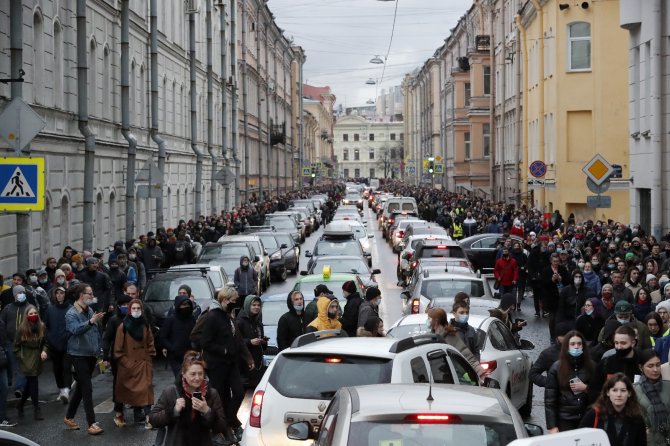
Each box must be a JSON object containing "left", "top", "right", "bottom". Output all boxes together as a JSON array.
[{"left": 303, "top": 84, "right": 336, "bottom": 178}]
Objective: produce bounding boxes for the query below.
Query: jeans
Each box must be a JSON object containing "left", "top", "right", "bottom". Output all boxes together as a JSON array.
[
  {"left": 66, "top": 355, "right": 97, "bottom": 426},
  {"left": 0, "top": 366, "right": 8, "bottom": 421},
  {"left": 6, "top": 346, "right": 26, "bottom": 394},
  {"left": 22, "top": 375, "right": 39, "bottom": 407},
  {"left": 50, "top": 348, "right": 72, "bottom": 389},
  {"left": 209, "top": 363, "right": 244, "bottom": 428}
]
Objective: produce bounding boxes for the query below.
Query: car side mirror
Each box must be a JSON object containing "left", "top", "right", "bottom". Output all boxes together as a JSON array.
[
  {"left": 372, "top": 269, "right": 381, "bottom": 275},
  {"left": 305, "top": 251, "right": 312, "bottom": 257},
  {"left": 280, "top": 244, "right": 288, "bottom": 249},
  {"left": 299, "top": 271, "right": 308, "bottom": 276},
  {"left": 524, "top": 423, "right": 544, "bottom": 437},
  {"left": 254, "top": 256, "right": 260, "bottom": 263},
  {"left": 400, "top": 291, "right": 410, "bottom": 300},
  {"left": 287, "top": 421, "right": 315, "bottom": 441},
  {"left": 518, "top": 339, "right": 535, "bottom": 350}
]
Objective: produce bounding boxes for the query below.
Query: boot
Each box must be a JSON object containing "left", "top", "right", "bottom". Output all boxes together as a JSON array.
[
  {"left": 34, "top": 406, "right": 44, "bottom": 421},
  {"left": 17, "top": 400, "right": 24, "bottom": 417}
]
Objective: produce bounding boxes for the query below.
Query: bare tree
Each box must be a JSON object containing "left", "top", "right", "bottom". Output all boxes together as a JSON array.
[{"left": 376, "top": 146, "right": 403, "bottom": 178}]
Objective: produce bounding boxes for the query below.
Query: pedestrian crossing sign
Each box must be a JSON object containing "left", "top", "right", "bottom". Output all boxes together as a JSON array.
[
  {"left": 0, "top": 157, "right": 45, "bottom": 211},
  {"left": 434, "top": 163, "right": 444, "bottom": 174},
  {"left": 302, "top": 167, "right": 311, "bottom": 177}
]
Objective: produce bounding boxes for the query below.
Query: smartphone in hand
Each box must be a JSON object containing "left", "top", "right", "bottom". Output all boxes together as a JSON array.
[{"left": 192, "top": 391, "right": 202, "bottom": 400}]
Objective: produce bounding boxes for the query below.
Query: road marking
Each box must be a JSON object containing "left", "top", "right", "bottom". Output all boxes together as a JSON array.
[{"left": 94, "top": 398, "right": 114, "bottom": 414}]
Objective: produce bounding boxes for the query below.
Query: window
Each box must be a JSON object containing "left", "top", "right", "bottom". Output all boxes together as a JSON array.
[
  {"left": 369, "top": 149, "right": 375, "bottom": 160},
  {"left": 483, "top": 123, "right": 490, "bottom": 158},
  {"left": 354, "top": 134, "right": 360, "bottom": 142},
  {"left": 464, "top": 131, "right": 471, "bottom": 159},
  {"left": 354, "top": 168, "right": 360, "bottom": 177},
  {"left": 343, "top": 133, "right": 349, "bottom": 141},
  {"left": 88, "top": 40, "right": 98, "bottom": 116},
  {"left": 369, "top": 133, "right": 374, "bottom": 141},
  {"left": 33, "top": 12, "right": 44, "bottom": 104},
  {"left": 484, "top": 65, "right": 491, "bottom": 95},
  {"left": 410, "top": 357, "right": 429, "bottom": 383},
  {"left": 447, "top": 351, "right": 479, "bottom": 386},
  {"left": 568, "top": 22, "right": 591, "bottom": 71},
  {"left": 354, "top": 149, "right": 360, "bottom": 160},
  {"left": 343, "top": 169, "right": 349, "bottom": 177},
  {"left": 464, "top": 82, "right": 471, "bottom": 106},
  {"left": 390, "top": 148, "right": 396, "bottom": 159},
  {"left": 427, "top": 351, "right": 455, "bottom": 384},
  {"left": 103, "top": 48, "right": 111, "bottom": 120},
  {"left": 400, "top": 133, "right": 404, "bottom": 141},
  {"left": 343, "top": 149, "right": 349, "bottom": 161},
  {"left": 390, "top": 133, "right": 396, "bottom": 140},
  {"left": 369, "top": 168, "right": 375, "bottom": 178}
]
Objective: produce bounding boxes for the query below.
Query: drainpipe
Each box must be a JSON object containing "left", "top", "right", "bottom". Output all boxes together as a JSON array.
[
  {"left": 77, "top": 0, "right": 95, "bottom": 252},
  {"left": 515, "top": 14, "right": 530, "bottom": 202},
  {"left": 219, "top": 2, "right": 229, "bottom": 211},
  {"left": 650, "top": 0, "right": 663, "bottom": 238},
  {"left": 284, "top": 50, "right": 289, "bottom": 192},
  {"left": 10, "top": 0, "right": 29, "bottom": 273},
  {"left": 514, "top": 0, "right": 523, "bottom": 206},
  {"left": 256, "top": 13, "right": 263, "bottom": 199},
  {"left": 528, "top": 0, "right": 545, "bottom": 209},
  {"left": 273, "top": 38, "right": 280, "bottom": 194},
  {"left": 189, "top": 11, "right": 204, "bottom": 218},
  {"left": 150, "top": 0, "right": 166, "bottom": 227},
  {"left": 265, "top": 26, "right": 271, "bottom": 197},
  {"left": 206, "top": 0, "right": 216, "bottom": 214},
  {"left": 121, "top": 0, "right": 137, "bottom": 241},
  {"left": 241, "top": 5, "right": 250, "bottom": 201},
  {"left": 298, "top": 55, "right": 304, "bottom": 188},
  {"left": 230, "top": 0, "right": 239, "bottom": 207},
  {"left": 491, "top": 5, "right": 499, "bottom": 200}
]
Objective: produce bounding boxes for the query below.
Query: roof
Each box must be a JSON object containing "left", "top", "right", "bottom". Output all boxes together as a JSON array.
[
  {"left": 296, "top": 272, "right": 360, "bottom": 283},
  {"left": 303, "top": 84, "right": 334, "bottom": 104}
]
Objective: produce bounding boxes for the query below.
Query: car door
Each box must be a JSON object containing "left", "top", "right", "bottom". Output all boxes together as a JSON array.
[
  {"left": 468, "top": 236, "right": 498, "bottom": 272},
  {"left": 495, "top": 320, "right": 529, "bottom": 405},
  {"left": 487, "top": 320, "right": 524, "bottom": 407}
]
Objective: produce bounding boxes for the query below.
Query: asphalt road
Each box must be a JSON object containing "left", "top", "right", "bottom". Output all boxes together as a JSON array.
[{"left": 6, "top": 204, "right": 552, "bottom": 444}]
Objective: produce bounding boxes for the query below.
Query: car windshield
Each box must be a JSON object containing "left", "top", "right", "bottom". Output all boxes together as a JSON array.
[
  {"left": 274, "top": 233, "right": 294, "bottom": 247},
  {"left": 262, "top": 298, "right": 315, "bottom": 325},
  {"left": 347, "top": 420, "right": 518, "bottom": 446},
  {"left": 256, "top": 234, "right": 278, "bottom": 249},
  {"left": 314, "top": 241, "right": 360, "bottom": 256},
  {"left": 200, "top": 244, "right": 249, "bottom": 258},
  {"left": 144, "top": 277, "right": 212, "bottom": 302},
  {"left": 269, "top": 354, "right": 392, "bottom": 400},
  {"left": 312, "top": 258, "right": 369, "bottom": 275},
  {"left": 207, "top": 257, "right": 241, "bottom": 277},
  {"left": 264, "top": 217, "right": 295, "bottom": 230},
  {"left": 387, "top": 323, "right": 429, "bottom": 339},
  {"left": 421, "top": 279, "right": 486, "bottom": 299},
  {"left": 419, "top": 247, "right": 465, "bottom": 258}
]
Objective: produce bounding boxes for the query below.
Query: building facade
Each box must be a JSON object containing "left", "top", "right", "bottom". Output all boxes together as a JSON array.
[
  {"left": 333, "top": 115, "right": 404, "bottom": 180},
  {"left": 0, "top": 0, "right": 301, "bottom": 272},
  {"left": 520, "top": 0, "right": 629, "bottom": 223},
  {"left": 620, "top": 0, "right": 670, "bottom": 238},
  {"left": 303, "top": 84, "right": 336, "bottom": 178}
]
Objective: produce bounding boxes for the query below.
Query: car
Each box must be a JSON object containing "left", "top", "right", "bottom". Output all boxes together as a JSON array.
[
  {"left": 197, "top": 242, "right": 262, "bottom": 293},
  {"left": 167, "top": 264, "right": 233, "bottom": 290},
  {"left": 507, "top": 428, "right": 609, "bottom": 446},
  {"left": 141, "top": 269, "right": 215, "bottom": 331},
  {"left": 305, "top": 239, "right": 369, "bottom": 271},
  {"left": 402, "top": 222, "right": 450, "bottom": 246},
  {"left": 388, "top": 218, "right": 425, "bottom": 251},
  {"left": 413, "top": 239, "right": 468, "bottom": 263},
  {"left": 342, "top": 191, "right": 364, "bottom": 209},
  {"left": 251, "top": 231, "right": 298, "bottom": 281},
  {"left": 271, "top": 211, "right": 307, "bottom": 243},
  {"left": 287, "top": 383, "right": 542, "bottom": 446},
  {"left": 459, "top": 234, "right": 526, "bottom": 274},
  {"left": 241, "top": 331, "right": 484, "bottom": 446},
  {"left": 291, "top": 269, "right": 368, "bottom": 301},
  {"left": 218, "top": 235, "right": 271, "bottom": 291},
  {"left": 402, "top": 272, "right": 495, "bottom": 315},
  {"left": 0, "top": 431, "right": 40, "bottom": 446},
  {"left": 304, "top": 255, "right": 380, "bottom": 287},
  {"left": 387, "top": 310, "right": 535, "bottom": 414},
  {"left": 398, "top": 235, "right": 455, "bottom": 283},
  {"left": 203, "top": 255, "right": 244, "bottom": 280},
  {"left": 337, "top": 220, "right": 374, "bottom": 264},
  {"left": 410, "top": 257, "right": 477, "bottom": 285},
  {"left": 264, "top": 214, "right": 301, "bottom": 244},
  {"left": 321, "top": 221, "right": 356, "bottom": 240},
  {"left": 381, "top": 197, "right": 419, "bottom": 231},
  {"left": 289, "top": 206, "right": 314, "bottom": 236}
]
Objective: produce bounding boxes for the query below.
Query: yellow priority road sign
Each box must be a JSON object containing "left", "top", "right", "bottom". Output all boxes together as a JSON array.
[{"left": 0, "top": 157, "right": 45, "bottom": 211}]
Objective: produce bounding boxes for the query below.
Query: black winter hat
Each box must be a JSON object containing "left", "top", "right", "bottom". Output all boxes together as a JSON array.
[{"left": 365, "top": 287, "right": 381, "bottom": 300}]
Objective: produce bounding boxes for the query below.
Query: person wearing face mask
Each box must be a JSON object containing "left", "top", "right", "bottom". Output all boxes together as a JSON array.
[
  {"left": 200, "top": 287, "right": 253, "bottom": 442},
  {"left": 50, "top": 269, "right": 68, "bottom": 295},
  {"left": 592, "top": 325, "right": 641, "bottom": 397},
  {"left": 307, "top": 297, "right": 342, "bottom": 333},
  {"left": 576, "top": 298, "right": 607, "bottom": 345},
  {"left": 545, "top": 330, "right": 597, "bottom": 433},
  {"left": 357, "top": 287, "right": 381, "bottom": 336},
  {"left": 341, "top": 281, "right": 363, "bottom": 337},
  {"left": 45, "top": 286, "right": 73, "bottom": 404},
  {"left": 113, "top": 299, "right": 155, "bottom": 430},
  {"left": 597, "top": 300, "right": 652, "bottom": 350},
  {"left": 450, "top": 302, "right": 480, "bottom": 361},
  {"left": 556, "top": 270, "right": 590, "bottom": 324},
  {"left": 125, "top": 247, "right": 146, "bottom": 290},
  {"left": 14, "top": 305, "right": 48, "bottom": 421},
  {"left": 233, "top": 256, "right": 258, "bottom": 313},
  {"left": 76, "top": 257, "right": 113, "bottom": 316},
  {"left": 529, "top": 321, "right": 575, "bottom": 388},
  {"left": 101, "top": 293, "right": 132, "bottom": 426},
  {"left": 106, "top": 259, "right": 127, "bottom": 309},
  {"left": 582, "top": 261, "right": 602, "bottom": 297},
  {"left": 160, "top": 295, "right": 195, "bottom": 378},
  {"left": 633, "top": 349, "right": 670, "bottom": 446},
  {"left": 633, "top": 288, "right": 653, "bottom": 322},
  {"left": 236, "top": 295, "right": 267, "bottom": 388},
  {"left": 277, "top": 291, "right": 308, "bottom": 351},
  {"left": 35, "top": 269, "right": 51, "bottom": 293}
]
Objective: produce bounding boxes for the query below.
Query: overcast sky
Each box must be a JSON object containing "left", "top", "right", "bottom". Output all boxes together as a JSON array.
[{"left": 268, "top": 0, "right": 473, "bottom": 108}]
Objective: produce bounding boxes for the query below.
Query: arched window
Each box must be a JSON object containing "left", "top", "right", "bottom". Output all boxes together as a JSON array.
[
  {"left": 33, "top": 12, "right": 44, "bottom": 103},
  {"left": 161, "top": 76, "right": 167, "bottom": 129},
  {"left": 53, "top": 21, "right": 64, "bottom": 108},
  {"left": 41, "top": 196, "right": 51, "bottom": 260},
  {"left": 103, "top": 46, "right": 112, "bottom": 120},
  {"left": 139, "top": 66, "right": 146, "bottom": 127},
  {"left": 95, "top": 191, "right": 104, "bottom": 246},
  {"left": 170, "top": 81, "right": 176, "bottom": 133},
  {"left": 568, "top": 22, "right": 591, "bottom": 71},
  {"left": 88, "top": 39, "right": 99, "bottom": 116}
]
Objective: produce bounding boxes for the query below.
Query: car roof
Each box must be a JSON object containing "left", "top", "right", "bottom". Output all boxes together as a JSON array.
[
  {"left": 284, "top": 337, "right": 399, "bottom": 359},
  {"left": 296, "top": 272, "right": 360, "bottom": 283},
  {"left": 348, "top": 384, "right": 511, "bottom": 418},
  {"left": 313, "top": 255, "right": 367, "bottom": 261},
  {"left": 168, "top": 263, "right": 224, "bottom": 271}
]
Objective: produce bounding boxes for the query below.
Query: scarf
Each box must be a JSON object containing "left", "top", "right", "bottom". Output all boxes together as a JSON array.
[
  {"left": 123, "top": 315, "right": 146, "bottom": 341},
  {"left": 640, "top": 375, "right": 670, "bottom": 433},
  {"left": 181, "top": 376, "right": 208, "bottom": 421}
]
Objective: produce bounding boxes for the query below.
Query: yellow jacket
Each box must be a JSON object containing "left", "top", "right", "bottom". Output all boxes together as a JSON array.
[{"left": 307, "top": 297, "right": 342, "bottom": 331}]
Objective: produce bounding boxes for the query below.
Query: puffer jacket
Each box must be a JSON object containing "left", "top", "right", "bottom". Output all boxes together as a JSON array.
[{"left": 544, "top": 357, "right": 595, "bottom": 430}]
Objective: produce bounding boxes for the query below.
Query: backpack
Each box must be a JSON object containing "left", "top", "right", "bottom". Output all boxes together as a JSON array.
[
  {"left": 189, "top": 308, "right": 211, "bottom": 351},
  {"left": 174, "top": 240, "right": 187, "bottom": 262}
]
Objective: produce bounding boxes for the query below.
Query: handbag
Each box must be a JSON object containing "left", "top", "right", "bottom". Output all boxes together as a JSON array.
[{"left": 0, "top": 344, "right": 8, "bottom": 369}]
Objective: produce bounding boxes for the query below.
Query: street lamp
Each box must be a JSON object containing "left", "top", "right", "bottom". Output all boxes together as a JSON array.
[
  {"left": 369, "top": 55, "right": 384, "bottom": 64},
  {"left": 365, "top": 78, "right": 376, "bottom": 85}
]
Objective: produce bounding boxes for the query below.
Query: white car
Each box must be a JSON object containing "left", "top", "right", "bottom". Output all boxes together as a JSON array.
[
  {"left": 241, "top": 330, "right": 484, "bottom": 446},
  {"left": 167, "top": 264, "right": 234, "bottom": 290},
  {"left": 387, "top": 311, "right": 535, "bottom": 415},
  {"left": 218, "top": 234, "right": 271, "bottom": 291},
  {"left": 337, "top": 220, "right": 374, "bottom": 262},
  {"left": 398, "top": 235, "right": 453, "bottom": 283},
  {"left": 402, "top": 272, "right": 495, "bottom": 315}
]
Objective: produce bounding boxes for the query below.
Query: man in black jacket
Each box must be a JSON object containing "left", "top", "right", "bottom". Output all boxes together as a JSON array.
[
  {"left": 555, "top": 269, "right": 589, "bottom": 323},
  {"left": 341, "top": 281, "right": 363, "bottom": 337},
  {"left": 590, "top": 324, "right": 640, "bottom": 396},
  {"left": 76, "top": 257, "right": 113, "bottom": 313},
  {"left": 541, "top": 253, "right": 571, "bottom": 340},
  {"left": 529, "top": 320, "right": 574, "bottom": 388},
  {"left": 277, "top": 291, "right": 307, "bottom": 351}
]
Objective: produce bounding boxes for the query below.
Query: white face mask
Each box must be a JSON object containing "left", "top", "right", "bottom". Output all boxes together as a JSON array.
[
  {"left": 574, "top": 278, "right": 582, "bottom": 286},
  {"left": 57, "top": 277, "right": 66, "bottom": 285},
  {"left": 131, "top": 310, "right": 142, "bottom": 319}
]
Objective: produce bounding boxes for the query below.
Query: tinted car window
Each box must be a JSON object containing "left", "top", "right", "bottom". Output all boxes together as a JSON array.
[
  {"left": 207, "top": 257, "right": 241, "bottom": 277},
  {"left": 428, "top": 350, "right": 455, "bottom": 384},
  {"left": 400, "top": 202, "right": 416, "bottom": 211},
  {"left": 447, "top": 351, "right": 480, "bottom": 386},
  {"left": 256, "top": 234, "right": 278, "bottom": 249},
  {"left": 311, "top": 258, "right": 369, "bottom": 274},
  {"left": 200, "top": 244, "right": 250, "bottom": 258},
  {"left": 295, "top": 280, "right": 351, "bottom": 300},
  {"left": 410, "top": 356, "right": 429, "bottom": 383},
  {"left": 264, "top": 217, "right": 296, "bottom": 230},
  {"left": 418, "top": 246, "right": 465, "bottom": 258},
  {"left": 269, "top": 354, "right": 392, "bottom": 399},
  {"left": 493, "top": 321, "right": 518, "bottom": 351},
  {"left": 487, "top": 323, "right": 509, "bottom": 351},
  {"left": 421, "top": 279, "right": 485, "bottom": 299},
  {"left": 314, "top": 240, "right": 361, "bottom": 256}
]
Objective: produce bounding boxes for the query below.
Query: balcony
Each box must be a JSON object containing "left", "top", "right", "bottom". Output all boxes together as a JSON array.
[
  {"left": 476, "top": 35, "right": 491, "bottom": 51},
  {"left": 271, "top": 121, "right": 286, "bottom": 145}
]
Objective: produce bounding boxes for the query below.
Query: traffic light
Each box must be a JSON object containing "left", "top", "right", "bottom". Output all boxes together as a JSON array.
[{"left": 428, "top": 160, "right": 435, "bottom": 174}]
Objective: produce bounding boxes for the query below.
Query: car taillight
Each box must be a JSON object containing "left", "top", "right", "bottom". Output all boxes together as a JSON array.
[
  {"left": 404, "top": 414, "right": 461, "bottom": 424},
  {"left": 481, "top": 360, "right": 497, "bottom": 372},
  {"left": 411, "top": 261, "right": 417, "bottom": 269},
  {"left": 406, "top": 252, "right": 413, "bottom": 259},
  {"left": 249, "top": 390, "right": 265, "bottom": 428},
  {"left": 389, "top": 219, "right": 394, "bottom": 225},
  {"left": 396, "top": 231, "right": 404, "bottom": 238},
  {"left": 411, "top": 299, "right": 420, "bottom": 314}
]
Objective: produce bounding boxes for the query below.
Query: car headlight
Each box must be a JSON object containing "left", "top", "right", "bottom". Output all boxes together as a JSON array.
[{"left": 271, "top": 251, "right": 282, "bottom": 260}]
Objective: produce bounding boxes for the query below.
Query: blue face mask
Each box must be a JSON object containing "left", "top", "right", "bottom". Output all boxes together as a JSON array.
[
  {"left": 457, "top": 314, "right": 469, "bottom": 324},
  {"left": 616, "top": 317, "right": 629, "bottom": 324},
  {"left": 568, "top": 348, "right": 583, "bottom": 357},
  {"left": 119, "top": 306, "right": 128, "bottom": 315},
  {"left": 294, "top": 305, "right": 303, "bottom": 312}
]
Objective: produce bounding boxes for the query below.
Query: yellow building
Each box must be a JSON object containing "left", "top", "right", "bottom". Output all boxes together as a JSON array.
[{"left": 519, "top": 0, "right": 629, "bottom": 222}]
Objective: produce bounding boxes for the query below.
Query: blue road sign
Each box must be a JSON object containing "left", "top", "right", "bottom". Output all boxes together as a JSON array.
[
  {"left": 529, "top": 160, "right": 547, "bottom": 178},
  {"left": 0, "top": 157, "right": 45, "bottom": 211}
]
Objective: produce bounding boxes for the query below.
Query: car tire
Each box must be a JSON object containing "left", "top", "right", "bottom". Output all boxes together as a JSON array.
[
  {"left": 277, "top": 267, "right": 287, "bottom": 282},
  {"left": 519, "top": 380, "right": 533, "bottom": 417},
  {"left": 291, "top": 261, "right": 299, "bottom": 275}
]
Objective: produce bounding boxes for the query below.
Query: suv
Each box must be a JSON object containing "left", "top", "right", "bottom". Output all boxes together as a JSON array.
[
  {"left": 398, "top": 235, "right": 454, "bottom": 284},
  {"left": 241, "top": 331, "right": 482, "bottom": 446},
  {"left": 287, "top": 383, "right": 539, "bottom": 446},
  {"left": 402, "top": 271, "right": 494, "bottom": 314}
]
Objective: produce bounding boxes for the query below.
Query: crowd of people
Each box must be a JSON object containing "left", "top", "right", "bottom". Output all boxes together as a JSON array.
[{"left": 1, "top": 179, "right": 670, "bottom": 445}]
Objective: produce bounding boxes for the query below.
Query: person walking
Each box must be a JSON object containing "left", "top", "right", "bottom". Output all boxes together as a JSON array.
[
  {"left": 341, "top": 281, "right": 363, "bottom": 337},
  {"left": 233, "top": 256, "right": 259, "bottom": 313},
  {"left": 160, "top": 295, "right": 196, "bottom": 378},
  {"left": 14, "top": 305, "right": 48, "bottom": 421},
  {"left": 0, "top": 285, "right": 33, "bottom": 400},
  {"left": 493, "top": 246, "right": 519, "bottom": 296},
  {"left": 634, "top": 349, "right": 670, "bottom": 446},
  {"left": 576, "top": 298, "right": 606, "bottom": 345},
  {"left": 357, "top": 287, "right": 381, "bottom": 336},
  {"left": 236, "top": 295, "right": 267, "bottom": 389},
  {"left": 579, "top": 373, "right": 647, "bottom": 446},
  {"left": 44, "top": 286, "right": 72, "bottom": 404},
  {"left": 276, "top": 291, "right": 307, "bottom": 351},
  {"left": 63, "top": 283, "right": 105, "bottom": 435},
  {"left": 149, "top": 352, "right": 227, "bottom": 446},
  {"left": 113, "top": 299, "right": 156, "bottom": 429},
  {"left": 545, "top": 329, "right": 597, "bottom": 433}
]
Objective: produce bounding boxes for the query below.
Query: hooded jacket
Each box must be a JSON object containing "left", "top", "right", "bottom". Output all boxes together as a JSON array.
[
  {"left": 200, "top": 299, "right": 253, "bottom": 368},
  {"left": 160, "top": 296, "right": 196, "bottom": 361},
  {"left": 236, "top": 295, "right": 265, "bottom": 368},
  {"left": 277, "top": 294, "right": 307, "bottom": 351},
  {"left": 306, "top": 297, "right": 341, "bottom": 332},
  {"left": 545, "top": 356, "right": 595, "bottom": 429},
  {"left": 341, "top": 291, "right": 363, "bottom": 337},
  {"left": 45, "top": 300, "right": 72, "bottom": 352},
  {"left": 234, "top": 256, "right": 258, "bottom": 296}
]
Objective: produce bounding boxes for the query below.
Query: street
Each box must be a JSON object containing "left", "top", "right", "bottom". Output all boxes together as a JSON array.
[{"left": 10, "top": 205, "right": 551, "bottom": 444}]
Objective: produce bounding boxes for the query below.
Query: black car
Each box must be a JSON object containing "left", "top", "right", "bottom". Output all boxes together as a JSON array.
[
  {"left": 253, "top": 231, "right": 300, "bottom": 281},
  {"left": 459, "top": 234, "right": 525, "bottom": 273}
]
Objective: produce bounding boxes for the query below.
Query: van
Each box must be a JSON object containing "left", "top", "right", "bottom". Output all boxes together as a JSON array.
[{"left": 381, "top": 197, "right": 419, "bottom": 232}]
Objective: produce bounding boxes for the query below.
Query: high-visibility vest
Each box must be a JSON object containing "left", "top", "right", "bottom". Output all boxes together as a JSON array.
[{"left": 452, "top": 223, "right": 463, "bottom": 238}]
